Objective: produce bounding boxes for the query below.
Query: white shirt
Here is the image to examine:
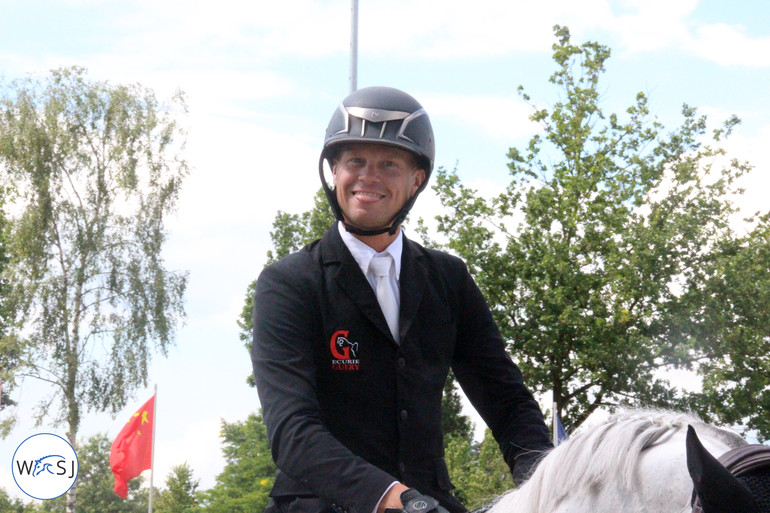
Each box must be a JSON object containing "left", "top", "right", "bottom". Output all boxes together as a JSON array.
[{"left": 337, "top": 221, "right": 402, "bottom": 310}]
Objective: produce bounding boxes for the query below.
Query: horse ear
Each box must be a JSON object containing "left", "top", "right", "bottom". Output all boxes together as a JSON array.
[{"left": 686, "top": 425, "right": 758, "bottom": 513}]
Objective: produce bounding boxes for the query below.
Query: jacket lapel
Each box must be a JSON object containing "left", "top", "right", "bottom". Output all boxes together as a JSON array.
[{"left": 398, "top": 235, "right": 428, "bottom": 340}]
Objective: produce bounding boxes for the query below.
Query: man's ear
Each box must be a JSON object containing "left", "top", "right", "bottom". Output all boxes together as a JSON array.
[
  {"left": 411, "top": 168, "right": 426, "bottom": 195},
  {"left": 331, "top": 160, "right": 339, "bottom": 185}
]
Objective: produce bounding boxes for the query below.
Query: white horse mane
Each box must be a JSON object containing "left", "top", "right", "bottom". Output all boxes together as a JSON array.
[{"left": 486, "top": 409, "right": 746, "bottom": 513}]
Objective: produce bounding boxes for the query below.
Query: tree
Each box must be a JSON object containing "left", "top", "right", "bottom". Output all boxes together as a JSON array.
[
  {"left": 203, "top": 413, "right": 277, "bottom": 513},
  {"left": 428, "top": 26, "right": 764, "bottom": 432},
  {"left": 441, "top": 371, "right": 473, "bottom": 444},
  {"left": 0, "top": 66, "right": 188, "bottom": 512},
  {"left": 0, "top": 487, "right": 30, "bottom": 513},
  {"left": 445, "top": 428, "right": 513, "bottom": 510},
  {"left": 39, "top": 433, "right": 148, "bottom": 513},
  {"left": 264, "top": 188, "right": 336, "bottom": 266},
  {"left": 0, "top": 191, "right": 9, "bottom": 333},
  {"left": 1, "top": 186, "right": 23, "bottom": 434},
  {"left": 683, "top": 215, "right": 770, "bottom": 439},
  {"left": 155, "top": 463, "right": 202, "bottom": 513}
]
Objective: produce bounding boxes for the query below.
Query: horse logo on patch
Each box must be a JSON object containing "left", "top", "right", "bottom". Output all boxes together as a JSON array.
[{"left": 330, "top": 330, "right": 360, "bottom": 371}]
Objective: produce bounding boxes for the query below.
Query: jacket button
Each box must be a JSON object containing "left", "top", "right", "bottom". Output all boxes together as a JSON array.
[
  {"left": 397, "top": 358, "right": 406, "bottom": 369},
  {"left": 400, "top": 409, "right": 408, "bottom": 421},
  {"left": 398, "top": 461, "right": 406, "bottom": 474}
]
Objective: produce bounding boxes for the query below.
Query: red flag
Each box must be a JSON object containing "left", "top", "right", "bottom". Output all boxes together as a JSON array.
[{"left": 110, "top": 395, "right": 155, "bottom": 498}]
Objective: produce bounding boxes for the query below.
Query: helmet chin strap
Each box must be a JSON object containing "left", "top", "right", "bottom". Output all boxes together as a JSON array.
[
  {"left": 341, "top": 221, "right": 395, "bottom": 237},
  {"left": 340, "top": 194, "right": 416, "bottom": 238}
]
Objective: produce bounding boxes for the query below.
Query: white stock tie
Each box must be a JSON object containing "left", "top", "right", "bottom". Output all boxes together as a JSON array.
[{"left": 369, "top": 255, "right": 399, "bottom": 343}]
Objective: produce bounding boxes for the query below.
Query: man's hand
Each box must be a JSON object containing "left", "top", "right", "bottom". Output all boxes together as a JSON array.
[
  {"left": 384, "top": 488, "right": 450, "bottom": 513},
  {"left": 378, "top": 483, "right": 410, "bottom": 512}
]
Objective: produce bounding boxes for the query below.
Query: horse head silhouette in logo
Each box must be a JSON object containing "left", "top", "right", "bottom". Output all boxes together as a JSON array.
[
  {"left": 335, "top": 334, "right": 358, "bottom": 359},
  {"left": 33, "top": 455, "right": 65, "bottom": 477}
]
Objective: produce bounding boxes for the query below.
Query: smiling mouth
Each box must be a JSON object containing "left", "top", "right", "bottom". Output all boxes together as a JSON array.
[{"left": 352, "top": 191, "right": 385, "bottom": 199}]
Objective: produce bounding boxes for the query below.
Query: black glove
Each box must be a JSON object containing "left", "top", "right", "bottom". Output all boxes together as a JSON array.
[{"left": 385, "top": 488, "right": 449, "bottom": 513}]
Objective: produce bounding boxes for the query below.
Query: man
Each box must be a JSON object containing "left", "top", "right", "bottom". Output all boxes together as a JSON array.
[{"left": 252, "top": 86, "right": 552, "bottom": 513}]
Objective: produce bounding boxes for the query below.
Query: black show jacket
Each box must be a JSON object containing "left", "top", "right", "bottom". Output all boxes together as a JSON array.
[{"left": 252, "top": 224, "right": 550, "bottom": 513}]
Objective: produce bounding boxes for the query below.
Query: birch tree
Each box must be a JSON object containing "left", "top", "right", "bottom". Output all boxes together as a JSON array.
[{"left": 0, "top": 66, "right": 188, "bottom": 512}]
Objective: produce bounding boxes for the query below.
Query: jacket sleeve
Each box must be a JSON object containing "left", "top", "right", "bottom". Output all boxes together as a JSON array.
[
  {"left": 251, "top": 257, "right": 396, "bottom": 513},
  {"left": 448, "top": 259, "right": 552, "bottom": 479}
]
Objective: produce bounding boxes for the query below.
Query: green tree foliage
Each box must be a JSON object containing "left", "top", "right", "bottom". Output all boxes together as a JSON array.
[
  {"left": 441, "top": 371, "right": 473, "bottom": 444},
  {"left": 264, "top": 188, "right": 335, "bottom": 266},
  {"left": 683, "top": 215, "right": 770, "bottom": 439},
  {"left": 428, "top": 26, "right": 764, "bottom": 432},
  {"left": 0, "top": 190, "right": 9, "bottom": 332},
  {"left": 0, "top": 66, "right": 188, "bottom": 511},
  {"left": 0, "top": 488, "right": 29, "bottom": 512},
  {"left": 155, "top": 463, "right": 202, "bottom": 513},
  {"left": 1, "top": 186, "right": 22, "bottom": 433},
  {"left": 38, "top": 433, "right": 148, "bottom": 513},
  {"left": 203, "top": 413, "right": 276, "bottom": 513},
  {"left": 445, "top": 428, "right": 513, "bottom": 510}
]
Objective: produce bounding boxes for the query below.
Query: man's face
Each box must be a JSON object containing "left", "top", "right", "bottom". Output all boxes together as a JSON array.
[{"left": 332, "top": 143, "right": 425, "bottom": 231}]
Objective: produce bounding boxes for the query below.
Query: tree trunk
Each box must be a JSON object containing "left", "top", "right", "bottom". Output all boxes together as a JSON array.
[{"left": 66, "top": 430, "right": 77, "bottom": 513}]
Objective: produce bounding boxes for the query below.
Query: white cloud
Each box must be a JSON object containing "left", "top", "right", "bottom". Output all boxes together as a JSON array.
[
  {"left": 9, "top": 0, "right": 770, "bottom": 80},
  {"left": 687, "top": 23, "right": 770, "bottom": 67},
  {"left": 356, "top": 0, "right": 614, "bottom": 59},
  {"left": 598, "top": 1, "right": 770, "bottom": 67},
  {"left": 8, "top": 0, "right": 770, "bottom": 88},
  {"left": 116, "top": 0, "right": 349, "bottom": 63},
  {"left": 172, "top": 111, "right": 319, "bottom": 231},
  {"left": 423, "top": 93, "right": 539, "bottom": 142},
  {"left": 601, "top": 0, "right": 696, "bottom": 53}
]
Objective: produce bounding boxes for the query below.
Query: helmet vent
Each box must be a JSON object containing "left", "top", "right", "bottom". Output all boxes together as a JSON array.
[{"left": 347, "top": 106, "right": 410, "bottom": 123}]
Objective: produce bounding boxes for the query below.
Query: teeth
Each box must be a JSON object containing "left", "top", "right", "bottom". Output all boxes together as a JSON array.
[{"left": 354, "top": 192, "right": 383, "bottom": 198}]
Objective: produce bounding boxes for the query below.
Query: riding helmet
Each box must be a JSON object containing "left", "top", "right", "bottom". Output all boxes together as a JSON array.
[{"left": 318, "top": 86, "right": 435, "bottom": 236}]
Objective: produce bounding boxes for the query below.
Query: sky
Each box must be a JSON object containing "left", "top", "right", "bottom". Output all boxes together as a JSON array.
[{"left": 1, "top": 0, "right": 770, "bottom": 502}]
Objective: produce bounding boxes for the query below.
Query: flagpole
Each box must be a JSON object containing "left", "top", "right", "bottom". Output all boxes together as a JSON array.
[
  {"left": 552, "top": 401, "right": 558, "bottom": 446},
  {"left": 349, "top": 0, "right": 358, "bottom": 93},
  {"left": 148, "top": 385, "right": 157, "bottom": 513}
]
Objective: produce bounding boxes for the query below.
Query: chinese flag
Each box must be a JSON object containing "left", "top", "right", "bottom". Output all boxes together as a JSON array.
[{"left": 110, "top": 395, "right": 155, "bottom": 498}]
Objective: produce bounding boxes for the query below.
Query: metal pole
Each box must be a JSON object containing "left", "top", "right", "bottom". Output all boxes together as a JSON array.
[
  {"left": 350, "top": 0, "right": 358, "bottom": 93},
  {"left": 552, "top": 401, "right": 558, "bottom": 446},
  {"left": 148, "top": 385, "right": 158, "bottom": 513}
]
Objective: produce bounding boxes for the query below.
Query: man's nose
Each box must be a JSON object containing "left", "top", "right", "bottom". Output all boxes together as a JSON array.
[{"left": 358, "top": 162, "right": 380, "bottom": 180}]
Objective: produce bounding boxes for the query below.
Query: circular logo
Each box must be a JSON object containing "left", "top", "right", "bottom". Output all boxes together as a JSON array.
[{"left": 12, "top": 433, "right": 79, "bottom": 500}]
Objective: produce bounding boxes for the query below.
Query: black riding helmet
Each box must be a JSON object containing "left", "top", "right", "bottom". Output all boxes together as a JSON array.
[{"left": 319, "top": 86, "right": 435, "bottom": 236}]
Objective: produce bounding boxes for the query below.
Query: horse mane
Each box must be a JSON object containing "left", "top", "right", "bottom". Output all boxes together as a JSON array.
[{"left": 486, "top": 409, "right": 746, "bottom": 513}]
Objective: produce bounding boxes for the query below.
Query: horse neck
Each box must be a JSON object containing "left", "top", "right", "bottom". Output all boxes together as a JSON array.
[
  {"left": 487, "top": 411, "right": 745, "bottom": 513},
  {"left": 484, "top": 479, "right": 540, "bottom": 513}
]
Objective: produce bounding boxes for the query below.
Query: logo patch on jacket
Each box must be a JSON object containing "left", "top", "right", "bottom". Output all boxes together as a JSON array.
[{"left": 330, "top": 330, "right": 360, "bottom": 371}]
